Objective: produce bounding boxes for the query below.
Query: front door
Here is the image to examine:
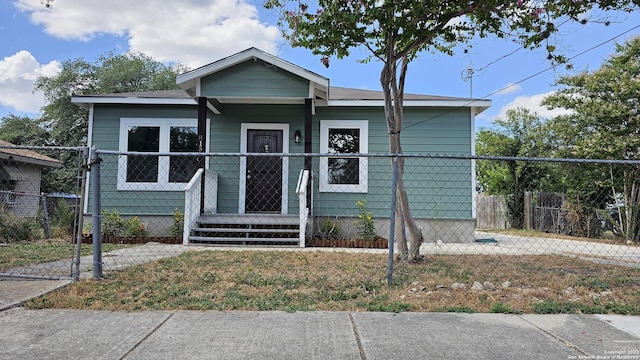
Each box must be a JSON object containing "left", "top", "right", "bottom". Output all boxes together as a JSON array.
[{"left": 245, "top": 129, "right": 283, "bottom": 213}]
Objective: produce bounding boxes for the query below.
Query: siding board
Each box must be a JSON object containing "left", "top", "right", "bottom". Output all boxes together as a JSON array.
[
  {"left": 201, "top": 61, "right": 310, "bottom": 98},
  {"left": 90, "top": 103, "right": 474, "bottom": 220}
]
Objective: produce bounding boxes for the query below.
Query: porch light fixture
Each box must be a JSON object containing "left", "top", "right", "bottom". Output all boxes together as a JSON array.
[{"left": 294, "top": 129, "right": 302, "bottom": 144}]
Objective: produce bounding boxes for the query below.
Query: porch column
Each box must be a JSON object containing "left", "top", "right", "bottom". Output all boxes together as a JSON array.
[
  {"left": 304, "top": 98, "right": 313, "bottom": 210},
  {"left": 198, "top": 97, "right": 207, "bottom": 213}
]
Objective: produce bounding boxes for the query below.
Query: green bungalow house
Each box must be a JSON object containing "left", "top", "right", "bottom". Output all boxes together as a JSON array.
[{"left": 72, "top": 48, "right": 490, "bottom": 246}]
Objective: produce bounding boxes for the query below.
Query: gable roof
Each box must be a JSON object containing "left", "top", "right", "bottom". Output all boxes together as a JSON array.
[
  {"left": 176, "top": 47, "right": 330, "bottom": 99},
  {"left": 71, "top": 48, "right": 490, "bottom": 114},
  {"left": 73, "top": 89, "right": 196, "bottom": 108},
  {"left": 330, "top": 86, "right": 462, "bottom": 100},
  {"left": 328, "top": 86, "right": 490, "bottom": 113},
  {"left": 72, "top": 86, "right": 490, "bottom": 112},
  {"left": 0, "top": 140, "right": 63, "bottom": 168}
]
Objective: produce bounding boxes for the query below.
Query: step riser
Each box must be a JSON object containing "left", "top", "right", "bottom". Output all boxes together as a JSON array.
[
  {"left": 188, "top": 237, "right": 299, "bottom": 244},
  {"left": 190, "top": 214, "right": 301, "bottom": 244}
]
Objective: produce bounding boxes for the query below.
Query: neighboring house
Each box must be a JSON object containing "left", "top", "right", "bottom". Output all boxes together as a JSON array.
[
  {"left": 72, "top": 48, "right": 490, "bottom": 245},
  {"left": 0, "top": 140, "right": 63, "bottom": 217}
]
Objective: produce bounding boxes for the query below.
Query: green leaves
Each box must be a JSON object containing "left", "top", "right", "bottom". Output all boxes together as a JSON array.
[
  {"left": 0, "top": 114, "right": 48, "bottom": 146},
  {"left": 20, "top": 52, "right": 187, "bottom": 192},
  {"left": 271, "top": 0, "right": 638, "bottom": 66},
  {"left": 544, "top": 37, "right": 640, "bottom": 161}
]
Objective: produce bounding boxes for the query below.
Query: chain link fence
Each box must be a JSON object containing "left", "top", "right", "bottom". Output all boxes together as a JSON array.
[
  {"left": 0, "top": 145, "right": 87, "bottom": 280},
  {"left": 3, "top": 147, "right": 639, "bottom": 280},
  {"left": 85, "top": 151, "right": 640, "bottom": 275}
]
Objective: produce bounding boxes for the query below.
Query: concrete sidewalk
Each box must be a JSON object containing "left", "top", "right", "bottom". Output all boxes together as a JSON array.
[
  {"left": 0, "top": 308, "right": 639, "bottom": 359},
  {"left": 1, "top": 241, "right": 639, "bottom": 359},
  {"left": 0, "top": 279, "right": 71, "bottom": 311}
]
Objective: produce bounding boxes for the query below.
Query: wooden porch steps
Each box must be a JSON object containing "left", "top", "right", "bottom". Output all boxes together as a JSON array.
[{"left": 188, "top": 214, "right": 300, "bottom": 245}]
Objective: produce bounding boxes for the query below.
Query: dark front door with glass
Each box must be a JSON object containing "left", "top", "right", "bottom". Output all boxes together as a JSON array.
[{"left": 246, "top": 129, "right": 283, "bottom": 213}]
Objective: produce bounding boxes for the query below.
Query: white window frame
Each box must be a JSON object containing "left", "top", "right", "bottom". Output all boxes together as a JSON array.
[
  {"left": 118, "top": 118, "right": 209, "bottom": 191},
  {"left": 319, "top": 120, "right": 368, "bottom": 193}
]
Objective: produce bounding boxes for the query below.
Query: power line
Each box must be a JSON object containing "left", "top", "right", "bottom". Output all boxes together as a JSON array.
[
  {"left": 471, "top": 19, "right": 573, "bottom": 76},
  {"left": 460, "top": 19, "right": 576, "bottom": 97},
  {"left": 481, "top": 23, "right": 640, "bottom": 100},
  {"left": 402, "top": 23, "right": 640, "bottom": 132}
]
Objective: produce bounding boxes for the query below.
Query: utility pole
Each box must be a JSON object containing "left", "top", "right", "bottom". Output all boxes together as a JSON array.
[{"left": 462, "top": 65, "right": 475, "bottom": 98}]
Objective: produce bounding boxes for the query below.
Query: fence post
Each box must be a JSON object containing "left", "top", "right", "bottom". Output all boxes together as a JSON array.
[
  {"left": 524, "top": 191, "right": 532, "bottom": 230},
  {"left": 73, "top": 148, "right": 89, "bottom": 281},
  {"left": 387, "top": 156, "right": 399, "bottom": 286},
  {"left": 40, "top": 194, "right": 51, "bottom": 239},
  {"left": 90, "top": 146, "right": 103, "bottom": 279}
]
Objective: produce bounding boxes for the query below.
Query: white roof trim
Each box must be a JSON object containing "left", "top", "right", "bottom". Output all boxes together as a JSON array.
[
  {"left": 72, "top": 96, "right": 197, "bottom": 108},
  {"left": 176, "top": 48, "right": 329, "bottom": 89},
  {"left": 327, "top": 99, "right": 492, "bottom": 111},
  {"left": 71, "top": 95, "right": 491, "bottom": 113}
]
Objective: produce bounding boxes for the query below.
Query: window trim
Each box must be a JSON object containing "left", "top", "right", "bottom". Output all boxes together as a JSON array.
[
  {"left": 319, "top": 120, "right": 368, "bottom": 193},
  {"left": 118, "top": 118, "right": 209, "bottom": 191}
]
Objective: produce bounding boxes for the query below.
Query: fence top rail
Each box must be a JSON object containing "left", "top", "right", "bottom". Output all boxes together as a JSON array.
[{"left": 93, "top": 149, "right": 640, "bottom": 164}]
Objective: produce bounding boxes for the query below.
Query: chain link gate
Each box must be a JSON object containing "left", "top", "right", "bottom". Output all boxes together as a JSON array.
[{"left": 0, "top": 145, "right": 88, "bottom": 280}]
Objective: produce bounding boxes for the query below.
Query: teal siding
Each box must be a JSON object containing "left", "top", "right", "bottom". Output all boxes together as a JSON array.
[
  {"left": 401, "top": 108, "right": 472, "bottom": 153},
  {"left": 201, "top": 61, "right": 310, "bottom": 98},
  {"left": 90, "top": 103, "right": 473, "bottom": 220},
  {"left": 311, "top": 106, "right": 473, "bottom": 219},
  {"left": 310, "top": 107, "right": 389, "bottom": 218},
  {"left": 91, "top": 105, "right": 201, "bottom": 151},
  {"left": 90, "top": 104, "right": 204, "bottom": 215},
  {"left": 208, "top": 104, "right": 305, "bottom": 214}
]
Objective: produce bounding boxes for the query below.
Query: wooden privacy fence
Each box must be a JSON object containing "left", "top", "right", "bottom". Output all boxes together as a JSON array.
[
  {"left": 531, "top": 192, "right": 569, "bottom": 234},
  {"left": 476, "top": 194, "right": 509, "bottom": 229},
  {"left": 476, "top": 192, "right": 570, "bottom": 233}
]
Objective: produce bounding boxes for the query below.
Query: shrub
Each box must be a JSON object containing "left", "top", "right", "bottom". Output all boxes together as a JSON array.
[
  {"left": 101, "top": 210, "right": 149, "bottom": 237},
  {"left": 356, "top": 200, "right": 378, "bottom": 240},
  {"left": 319, "top": 218, "right": 341, "bottom": 238},
  {"left": 50, "top": 198, "right": 76, "bottom": 236},
  {"left": 168, "top": 208, "right": 184, "bottom": 237},
  {"left": 126, "top": 216, "right": 149, "bottom": 237},
  {"left": 0, "top": 208, "right": 41, "bottom": 242},
  {"left": 101, "top": 210, "right": 127, "bottom": 237}
]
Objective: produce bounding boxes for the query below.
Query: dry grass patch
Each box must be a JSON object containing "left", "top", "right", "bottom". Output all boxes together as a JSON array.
[
  {"left": 25, "top": 250, "right": 640, "bottom": 314},
  {"left": 1, "top": 240, "right": 126, "bottom": 271}
]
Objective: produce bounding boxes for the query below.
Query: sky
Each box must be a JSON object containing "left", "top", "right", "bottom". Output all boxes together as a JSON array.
[{"left": 1, "top": 0, "right": 639, "bottom": 130}]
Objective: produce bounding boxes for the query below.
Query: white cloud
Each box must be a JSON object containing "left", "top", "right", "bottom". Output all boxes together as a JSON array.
[
  {"left": 496, "top": 91, "right": 573, "bottom": 120},
  {"left": 16, "top": 0, "right": 281, "bottom": 68},
  {"left": 495, "top": 83, "right": 522, "bottom": 95},
  {"left": 0, "top": 51, "right": 60, "bottom": 114}
]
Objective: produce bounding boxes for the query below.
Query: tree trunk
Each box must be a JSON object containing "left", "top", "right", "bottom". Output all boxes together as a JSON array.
[{"left": 381, "top": 53, "right": 423, "bottom": 263}]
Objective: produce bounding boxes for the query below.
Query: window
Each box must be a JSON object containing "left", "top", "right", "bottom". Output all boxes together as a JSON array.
[
  {"left": 126, "top": 126, "right": 160, "bottom": 182},
  {"left": 169, "top": 126, "right": 201, "bottom": 183},
  {"left": 319, "top": 120, "right": 368, "bottom": 193},
  {"left": 118, "top": 118, "right": 205, "bottom": 191},
  {"left": 0, "top": 183, "right": 17, "bottom": 206}
]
